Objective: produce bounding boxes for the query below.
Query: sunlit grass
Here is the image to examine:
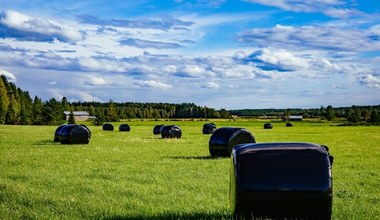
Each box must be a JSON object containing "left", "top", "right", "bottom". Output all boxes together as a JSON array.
[{"left": 1, "top": 120, "right": 379, "bottom": 219}]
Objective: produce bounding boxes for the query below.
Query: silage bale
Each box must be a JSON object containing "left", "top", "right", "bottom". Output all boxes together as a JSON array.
[
  {"left": 153, "top": 124, "right": 165, "bottom": 135},
  {"left": 119, "top": 124, "right": 131, "bottom": 132},
  {"left": 264, "top": 123, "right": 273, "bottom": 129},
  {"left": 161, "top": 125, "right": 182, "bottom": 138},
  {"left": 230, "top": 142, "right": 334, "bottom": 220},
  {"left": 202, "top": 123, "right": 217, "bottom": 134},
  {"left": 208, "top": 127, "right": 255, "bottom": 157},
  {"left": 59, "top": 124, "right": 91, "bottom": 144},
  {"left": 102, "top": 123, "right": 114, "bottom": 131},
  {"left": 54, "top": 124, "right": 67, "bottom": 142}
]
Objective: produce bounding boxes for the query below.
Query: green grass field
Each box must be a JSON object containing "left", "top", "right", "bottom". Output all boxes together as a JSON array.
[{"left": 1, "top": 120, "right": 379, "bottom": 219}]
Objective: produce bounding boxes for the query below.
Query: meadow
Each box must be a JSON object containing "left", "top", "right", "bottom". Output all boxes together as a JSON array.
[{"left": 1, "top": 120, "right": 379, "bottom": 219}]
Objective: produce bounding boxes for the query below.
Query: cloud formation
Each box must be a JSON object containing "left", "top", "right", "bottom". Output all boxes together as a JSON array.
[
  {"left": 135, "top": 80, "right": 173, "bottom": 89},
  {"left": 237, "top": 24, "right": 380, "bottom": 52},
  {"left": 0, "top": 1, "right": 379, "bottom": 109},
  {"left": 243, "top": 0, "right": 362, "bottom": 18},
  {"left": 0, "top": 10, "right": 84, "bottom": 42},
  {"left": 0, "top": 69, "right": 17, "bottom": 82},
  {"left": 77, "top": 14, "right": 194, "bottom": 31}
]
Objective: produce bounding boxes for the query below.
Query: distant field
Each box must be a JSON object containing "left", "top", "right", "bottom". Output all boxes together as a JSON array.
[{"left": 1, "top": 120, "right": 379, "bottom": 219}]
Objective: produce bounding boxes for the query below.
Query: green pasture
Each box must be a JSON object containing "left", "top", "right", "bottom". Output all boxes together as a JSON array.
[{"left": 1, "top": 120, "right": 379, "bottom": 219}]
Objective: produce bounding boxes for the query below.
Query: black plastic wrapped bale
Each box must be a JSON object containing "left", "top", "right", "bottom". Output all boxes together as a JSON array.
[
  {"left": 54, "top": 124, "right": 67, "bottom": 142},
  {"left": 161, "top": 125, "right": 182, "bottom": 138},
  {"left": 102, "top": 123, "right": 114, "bottom": 131},
  {"left": 80, "top": 124, "right": 91, "bottom": 140},
  {"left": 59, "top": 124, "right": 91, "bottom": 144},
  {"left": 202, "top": 123, "right": 217, "bottom": 134},
  {"left": 264, "top": 123, "right": 273, "bottom": 129},
  {"left": 208, "top": 127, "right": 255, "bottom": 157},
  {"left": 153, "top": 124, "right": 165, "bottom": 135},
  {"left": 286, "top": 122, "right": 293, "bottom": 127},
  {"left": 119, "top": 124, "right": 131, "bottom": 132},
  {"left": 230, "top": 142, "right": 334, "bottom": 220}
]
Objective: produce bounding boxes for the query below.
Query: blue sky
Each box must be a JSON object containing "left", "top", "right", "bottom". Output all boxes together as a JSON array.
[{"left": 1, "top": 0, "right": 379, "bottom": 109}]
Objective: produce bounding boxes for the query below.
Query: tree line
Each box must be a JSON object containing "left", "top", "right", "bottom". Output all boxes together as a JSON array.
[
  {"left": 1, "top": 74, "right": 379, "bottom": 125},
  {"left": 230, "top": 105, "right": 380, "bottom": 124},
  {"left": 0, "top": 75, "right": 231, "bottom": 125}
]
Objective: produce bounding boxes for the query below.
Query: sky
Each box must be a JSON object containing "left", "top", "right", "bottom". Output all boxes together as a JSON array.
[{"left": 1, "top": 0, "right": 380, "bottom": 110}]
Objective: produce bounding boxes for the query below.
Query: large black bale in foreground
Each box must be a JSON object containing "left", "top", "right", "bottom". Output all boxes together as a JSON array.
[
  {"left": 153, "top": 124, "right": 165, "bottom": 135},
  {"left": 202, "top": 123, "right": 217, "bottom": 134},
  {"left": 209, "top": 127, "right": 255, "bottom": 157},
  {"left": 58, "top": 124, "right": 91, "bottom": 144},
  {"left": 230, "top": 142, "right": 334, "bottom": 220},
  {"left": 119, "top": 124, "right": 131, "bottom": 132},
  {"left": 161, "top": 125, "right": 182, "bottom": 138}
]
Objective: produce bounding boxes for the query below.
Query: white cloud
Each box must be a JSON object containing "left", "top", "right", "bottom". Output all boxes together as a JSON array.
[
  {"left": 251, "top": 48, "right": 310, "bottom": 71},
  {"left": 203, "top": 82, "right": 220, "bottom": 89},
  {"left": 243, "top": 0, "right": 355, "bottom": 17},
  {"left": 359, "top": 74, "right": 380, "bottom": 89},
  {"left": 85, "top": 76, "right": 109, "bottom": 86},
  {"left": 237, "top": 24, "right": 380, "bottom": 52},
  {"left": 135, "top": 80, "right": 172, "bottom": 89},
  {"left": 0, "top": 69, "right": 17, "bottom": 82},
  {"left": 77, "top": 92, "right": 103, "bottom": 102},
  {"left": 0, "top": 10, "right": 84, "bottom": 42},
  {"left": 323, "top": 8, "right": 363, "bottom": 18}
]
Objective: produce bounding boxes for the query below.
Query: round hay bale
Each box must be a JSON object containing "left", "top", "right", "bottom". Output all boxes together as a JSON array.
[
  {"left": 202, "top": 123, "right": 217, "bottom": 134},
  {"left": 264, "top": 123, "right": 273, "bottom": 129},
  {"left": 102, "top": 123, "right": 114, "bottom": 131},
  {"left": 54, "top": 124, "right": 67, "bottom": 142},
  {"left": 119, "top": 124, "right": 131, "bottom": 132},
  {"left": 230, "top": 142, "right": 333, "bottom": 219},
  {"left": 80, "top": 124, "right": 91, "bottom": 139},
  {"left": 161, "top": 125, "right": 182, "bottom": 138},
  {"left": 153, "top": 124, "right": 165, "bottom": 135},
  {"left": 60, "top": 124, "right": 90, "bottom": 144},
  {"left": 208, "top": 127, "right": 255, "bottom": 157},
  {"left": 286, "top": 122, "right": 293, "bottom": 127}
]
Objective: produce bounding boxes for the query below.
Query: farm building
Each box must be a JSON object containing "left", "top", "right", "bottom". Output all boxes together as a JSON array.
[
  {"left": 63, "top": 111, "right": 96, "bottom": 122},
  {"left": 289, "top": 115, "right": 303, "bottom": 121}
]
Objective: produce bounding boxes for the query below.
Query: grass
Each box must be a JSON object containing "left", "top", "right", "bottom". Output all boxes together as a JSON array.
[{"left": 1, "top": 120, "right": 379, "bottom": 219}]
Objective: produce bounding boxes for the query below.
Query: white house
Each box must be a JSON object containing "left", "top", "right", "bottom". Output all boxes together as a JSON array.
[{"left": 63, "top": 111, "right": 96, "bottom": 121}]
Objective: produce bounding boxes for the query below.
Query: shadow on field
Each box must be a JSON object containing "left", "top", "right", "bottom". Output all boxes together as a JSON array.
[
  {"left": 32, "top": 139, "right": 55, "bottom": 146},
  {"left": 105, "top": 212, "right": 232, "bottom": 220},
  {"left": 165, "top": 155, "right": 223, "bottom": 160}
]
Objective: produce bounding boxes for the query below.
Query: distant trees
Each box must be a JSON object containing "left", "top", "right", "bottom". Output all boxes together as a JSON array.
[
  {"left": 231, "top": 105, "right": 380, "bottom": 124},
  {"left": 325, "top": 105, "right": 335, "bottom": 121},
  {"left": 0, "top": 74, "right": 379, "bottom": 126}
]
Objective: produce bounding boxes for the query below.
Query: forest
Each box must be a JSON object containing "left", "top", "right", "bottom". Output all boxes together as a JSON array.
[{"left": 1, "top": 74, "right": 379, "bottom": 125}]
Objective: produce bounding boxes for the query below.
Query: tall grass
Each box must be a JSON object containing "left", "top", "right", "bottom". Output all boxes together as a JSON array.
[{"left": 1, "top": 120, "right": 379, "bottom": 219}]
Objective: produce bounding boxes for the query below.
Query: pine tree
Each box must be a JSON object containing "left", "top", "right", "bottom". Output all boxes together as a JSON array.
[
  {"left": 32, "top": 96, "right": 43, "bottom": 125},
  {"left": 19, "top": 90, "right": 33, "bottom": 125},
  {"left": 325, "top": 105, "right": 335, "bottom": 121},
  {"left": 61, "top": 97, "right": 70, "bottom": 111},
  {"left": 68, "top": 110, "right": 76, "bottom": 124},
  {"left": 0, "top": 75, "right": 9, "bottom": 124}
]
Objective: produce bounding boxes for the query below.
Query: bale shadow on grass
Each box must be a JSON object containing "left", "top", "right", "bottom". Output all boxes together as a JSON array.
[
  {"left": 105, "top": 212, "right": 233, "bottom": 220},
  {"left": 32, "top": 139, "right": 56, "bottom": 146},
  {"left": 164, "top": 155, "right": 225, "bottom": 160}
]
